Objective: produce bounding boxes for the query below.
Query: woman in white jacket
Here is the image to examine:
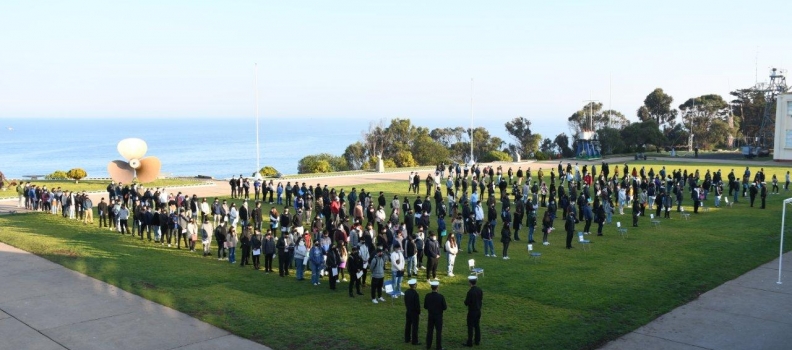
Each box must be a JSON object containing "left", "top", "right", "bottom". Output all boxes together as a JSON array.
[
  {"left": 390, "top": 243, "right": 405, "bottom": 296},
  {"left": 445, "top": 234, "right": 459, "bottom": 277}
]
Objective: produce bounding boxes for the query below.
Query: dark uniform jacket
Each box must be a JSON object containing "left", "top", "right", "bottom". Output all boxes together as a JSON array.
[{"left": 424, "top": 291, "right": 447, "bottom": 318}]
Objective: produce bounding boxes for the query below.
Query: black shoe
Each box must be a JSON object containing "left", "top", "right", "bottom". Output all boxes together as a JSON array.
[
  {"left": 411, "top": 342, "right": 421, "bottom": 346},
  {"left": 349, "top": 294, "right": 354, "bottom": 298},
  {"left": 597, "top": 234, "right": 603, "bottom": 236},
  {"left": 462, "top": 343, "right": 473, "bottom": 347},
  {"left": 357, "top": 292, "right": 364, "bottom": 295}
]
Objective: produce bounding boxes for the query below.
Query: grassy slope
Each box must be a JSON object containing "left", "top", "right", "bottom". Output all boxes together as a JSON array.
[{"left": 0, "top": 162, "right": 790, "bottom": 350}]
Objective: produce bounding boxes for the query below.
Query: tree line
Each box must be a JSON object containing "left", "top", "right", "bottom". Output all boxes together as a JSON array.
[{"left": 296, "top": 85, "right": 773, "bottom": 174}]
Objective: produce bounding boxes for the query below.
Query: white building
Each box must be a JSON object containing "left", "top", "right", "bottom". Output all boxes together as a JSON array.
[{"left": 774, "top": 94, "right": 792, "bottom": 161}]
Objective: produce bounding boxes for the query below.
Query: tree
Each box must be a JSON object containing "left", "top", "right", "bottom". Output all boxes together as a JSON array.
[
  {"left": 621, "top": 121, "right": 665, "bottom": 152},
  {"left": 66, "top": 168, "right": 87, "bottom": 183},
  {"left": 257, "top": 166, "right": 279, "bottom": 177},
  {"left": 679, "top": 94, "right": 733, "bottom": 149},
  {"left": 362, "top": 119, "right": 390, "bottom": 161},
  {"left": 553, "top": 133, "right": 574, "bottom": 158},
  {"left": 637, "top": 88, "right": 678, "bottom": 129},
  {"left": 46, "top": 170, "right": 69, "bottom": 180},
  {"left": 596, "top": 127, "right": 626, "bottom": 155},
  {"left": 539, "top": 138, "right": 554, "bottom": 154},
  {"left": 480, "top": 150, "right": 512, "bottom": 162},
  {"left": 429, "top": 127, "right": 465, "bottom": 148},
  {"left": 730, "top": 87, "right": 766, "bottom": 144},
  {"left": 569, "top": 102, "right": 629, "bottom": 135},
  {"left": 343, "top": 142, "right": 368, "bottom": 170},
  {"left": 298, "top": 153, "right": 347, "bottom": 174},
  {"left": 393, "top": 150, "right": 417, "bottom": 167},
  {"left": 411, "top": 135, "right": 449, "bottom": 166},
  {"left": 504, "top": 117, "right": 541, "bottom": 157}
]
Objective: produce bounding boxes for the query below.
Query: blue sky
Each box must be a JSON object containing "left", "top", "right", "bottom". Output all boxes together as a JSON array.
[{"left": 0, "top": 0, "right": 788, "bottom": 138}]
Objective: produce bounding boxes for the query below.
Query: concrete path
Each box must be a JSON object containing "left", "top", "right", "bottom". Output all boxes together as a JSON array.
[
  {"left": 0, "top": 242, "right": 269, "bottom": 350},
  {"left": 600, "top": 251, "right": 792, "bottom": 350}
]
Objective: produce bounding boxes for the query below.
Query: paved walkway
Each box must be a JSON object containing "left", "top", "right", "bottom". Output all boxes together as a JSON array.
[
  {"left": 0, "top": 242, "right": 270, "bottom": 350},
  {"left": 600, "top": 251, "right": 792, "bottom": 350}
]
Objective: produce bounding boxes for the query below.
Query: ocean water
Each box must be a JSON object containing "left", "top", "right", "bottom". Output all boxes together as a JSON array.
[
  {"left": 0, "top": 117, "right": 360, "bottom": 179},
  {"left": 0, "top": 116, "right": 542, "bottom": 180}
]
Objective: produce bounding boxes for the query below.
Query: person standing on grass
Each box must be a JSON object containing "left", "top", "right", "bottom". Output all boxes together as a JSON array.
[
  {"left": 214, "top": 221, "right": 228, "bottom": 258},
  {"left": 370, "top": 247, "right": 386, "bottom": 303},
  {"left": 294, "top": 238, "right": 307, "bottom": 281},
  {"left": 565, "top": 209, "right": 576, "bottom": 249},
  {"left": 118, "top": 204, "right": 130, "bottom": 235},
  {"left": 310, "top": 239, "right": 324, "bottom": 285},
  {"left": 251, "top": 230, "right": 263, "bottom": 269},
  {"left": 326, "top": 243, "right": 341, "bottom": 291},
  {"left": 424, "top": 232, "right": 441, "bottom": 281},
  {"left": 404, "top": 278, "right": 421, "bottom": 345},
  {"left": 463, "top": 275, "right": 483, "bottom": 347},
  {"left": 277, "top": 231, "right": 291, "bottom": 277},
  {"left": 424, "top": 280, "right": 447, "bottom": 350},
  {"left": 82, "top": 195, "right": 94, "bottom": 225},
  {"left": 444, "top": 234, "right": 458, "bottom": 276},
  {"left": 240, "top": 227, "right": 251, "bottom": 267},
  {"left": 391, "top": 242, "right": 405, "bottom": 296},
  {"left": 97, "top": 198, "right": 108, "bottom": 229},
  {"left": 338, "top": 242, "right": 348, "bottom": 282},
  {"left": 263, "top": 230, "right": 276, "bottom": 273},
  {"left": 187, "top": 218, "right": 198, "bottom": 252},
  {"left": 347, "top": 245, "right": 364, "bottom": 297},
  {"left": 500, "top": 221, "right": 512, "bottom": 260},
  {"left": 226, "top": 227, "right": 238, "bottom": 263}
]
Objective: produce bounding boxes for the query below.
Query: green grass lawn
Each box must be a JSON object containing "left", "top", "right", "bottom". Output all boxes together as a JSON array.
[
  {"left": 2, "top": 178, "right": 210, "bottom": 194},
  {"left": 0, "top": 162, "right": 790, "bottom": 350}
]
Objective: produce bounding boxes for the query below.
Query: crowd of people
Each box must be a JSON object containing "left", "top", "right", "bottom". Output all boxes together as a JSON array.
[{"left": 11, "top": 162, "right": 788, "bottom": 349}]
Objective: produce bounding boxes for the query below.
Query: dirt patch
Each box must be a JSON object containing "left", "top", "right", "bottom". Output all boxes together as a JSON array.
[{"left": 140, "top": 281, "right": 156, "bottom": 289}]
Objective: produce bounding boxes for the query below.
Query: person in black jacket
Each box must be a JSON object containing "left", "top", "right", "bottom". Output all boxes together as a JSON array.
[
  {"left": 424, "top": 232, "right": 441, "bottom": 280},
  {"left": 500, "top": 222, "right": 512, "bottom": 260},
  {"left": 463, "top": 276, "right": 483, "bottom": 347},
  {"left": 564, "top": 211, "right": 576, "bottom": 249},
  {"left": 326, "top": 243, "right": 341, "bottom": 290},
  {"left": 404, "top": 279, "right": 421, "bottom": 345},
  {"left": 251, "top": 230, "right": 263, "bottom": 270},
  {"left": 263, "top": 231, "right": 276, "bottom": 272},
  {"left": 214, "top": 222, "right": 227, "bottom": 259},
  {"left": 424, "top": 281, "right": 447, "bottom": 350},
  {"left": 347, "top": 246, "right": 364, "bottom": 297},
  {"left": 240, "top": 228, "right": 251, "bottom": 267},
  {"left": 277, "top": 232, "right": 290, "bottom": 277}
]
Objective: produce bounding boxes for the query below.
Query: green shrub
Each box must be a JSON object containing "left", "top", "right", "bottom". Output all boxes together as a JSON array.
[
  {"left": 393, "top": 150, "right": 417, "bottom": 167},
  {"left": 46, "top": 170, "right": 69, "bottom": 180},
  {"left": 383, "top": 159, "right": 397, "bottom": 168},
  {"left": 257, "top": 166, "right": 279, "bottom": 177},
  {"left": 534, "top": 151, "right": 549, "bottom": 161},
  {"left": 66, "top": 168, "right": 87, "bottom": 183},
  {"left": 481, "top": 150, "right": 512, "bottom": 162}
]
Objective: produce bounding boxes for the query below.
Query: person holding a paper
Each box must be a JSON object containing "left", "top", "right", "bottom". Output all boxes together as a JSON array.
[
  {"left": 326, "top": 243, "right": 341, "bottom": 291},
  {"left": 347, "top": 246, "right": 364, "bottom": 297},
  {"left": 250, "top": 230, "right": 262, "bottom": 270},
  {"left": 391, "top": 242, "right": 405, "bottom": 296}
]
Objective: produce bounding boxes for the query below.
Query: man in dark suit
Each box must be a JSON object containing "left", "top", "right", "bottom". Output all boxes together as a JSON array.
[
  {"left": 404, "top": 279, "right": 421, "bottom": 345},
  {"left": 565, "top": 209, "right": 576, "bottom": 249},
  {"left": 424, "top": 281, "right": 447, "bottom": 350},
  {"left": 424, "top": 232, "right": 441, "bottom": 281},
  {"left": 463, "top": 276, "right": 483, "bottom": 347}
]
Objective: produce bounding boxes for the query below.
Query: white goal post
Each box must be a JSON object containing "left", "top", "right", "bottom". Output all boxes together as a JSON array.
[{"left": 779, "top": 198, "right": 792, "bottom": 285}]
